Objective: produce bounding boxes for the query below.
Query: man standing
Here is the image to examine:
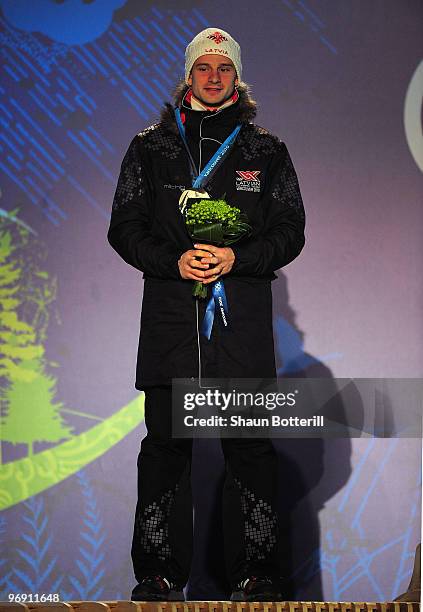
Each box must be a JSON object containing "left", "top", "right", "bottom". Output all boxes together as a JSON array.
[{"left": 108, "top": 28, "right": 305, "bottom": 601}]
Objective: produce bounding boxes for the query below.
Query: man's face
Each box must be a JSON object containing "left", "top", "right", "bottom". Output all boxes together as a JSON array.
[{"left": 187, "top": 54, "right": 238, "bottom": 108}]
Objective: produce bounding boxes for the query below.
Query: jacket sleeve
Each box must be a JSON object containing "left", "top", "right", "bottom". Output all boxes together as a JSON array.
[
  {"left": 107, "top": 134, "right": 184, "bottom": 280},
  {"left": 230, "top": 141, "right": 305, "bottom": 276}
]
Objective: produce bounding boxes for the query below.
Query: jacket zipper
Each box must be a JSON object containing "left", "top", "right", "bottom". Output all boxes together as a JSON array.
[
  {"left": 194, "top": 109, "right": 228, "bottom": 389},
  {"left": 195, "top": 113, "right": 221, "bottom": 388},
  {"left": 195, "top": 299, "right": 202, "bottom": 387}
]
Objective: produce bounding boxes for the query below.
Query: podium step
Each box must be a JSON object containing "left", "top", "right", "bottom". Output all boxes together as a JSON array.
[{"left": 0, "top": 602, "right": 421, "bottom": 612}]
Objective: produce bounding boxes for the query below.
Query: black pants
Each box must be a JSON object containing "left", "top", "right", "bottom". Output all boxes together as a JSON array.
[{"left": 131, "top": 386, "right": 280, "bottom": 590}]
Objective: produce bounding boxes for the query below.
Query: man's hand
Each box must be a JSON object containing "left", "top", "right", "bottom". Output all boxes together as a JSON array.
[
  {"left": 194, "top": 243, "right": 235, "bottom": 285},
  {"left": 178, "top": 244, "right": 235, "bottom": 283},
  {"left": 178, "top": 247, "right": 214, "bottom": 281}
]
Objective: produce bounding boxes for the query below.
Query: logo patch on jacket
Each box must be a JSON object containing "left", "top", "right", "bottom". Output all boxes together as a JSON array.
[
  {"left": 236, "top": 170, "right": 261, "bottom": 192},
  {"left": 163, "top": 184, "right": 186, "bottom": 191}
]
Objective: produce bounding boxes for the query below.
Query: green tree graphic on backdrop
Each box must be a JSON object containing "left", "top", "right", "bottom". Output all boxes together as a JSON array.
[{"left": 0, "top": 209, "right": 73, "bottom": 462}]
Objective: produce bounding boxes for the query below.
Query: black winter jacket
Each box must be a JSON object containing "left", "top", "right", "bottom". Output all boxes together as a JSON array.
[{"left": 107, "top": 83, "right": 305, "bottom": 389}]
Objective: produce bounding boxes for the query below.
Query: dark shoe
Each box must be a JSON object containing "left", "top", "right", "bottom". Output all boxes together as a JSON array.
[
  {"left": 131, "top": 575, "right": 185, "bottom": 601},
  {"left": 230, "top": 575, "right": 282, "bottom": 601}
]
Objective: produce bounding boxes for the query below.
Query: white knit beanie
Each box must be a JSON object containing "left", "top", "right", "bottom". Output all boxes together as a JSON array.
[{"left": 184, "top": 28, "right": 242, "bottom": 84}]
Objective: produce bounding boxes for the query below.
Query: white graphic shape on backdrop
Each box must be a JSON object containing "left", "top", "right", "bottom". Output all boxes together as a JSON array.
[{"left": 404, "top": 59, "right": 423, "bottom": 173}]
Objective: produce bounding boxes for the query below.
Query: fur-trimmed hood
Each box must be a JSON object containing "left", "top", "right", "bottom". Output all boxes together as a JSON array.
[{"left": 160, "top": 79, "right": 257, "bottom": 135}]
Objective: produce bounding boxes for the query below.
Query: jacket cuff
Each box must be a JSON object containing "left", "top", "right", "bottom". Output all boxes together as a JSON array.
[
  {"left": 230, "top": 239, "right": 260, "bottom": 274},
  {"left": 171, "top": 254, "right": 182, "bottom": 280}
]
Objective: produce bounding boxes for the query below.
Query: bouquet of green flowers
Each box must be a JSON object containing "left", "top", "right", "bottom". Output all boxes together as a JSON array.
[{"left": 182, "top": 198, "right": 252, "bottom": 298}]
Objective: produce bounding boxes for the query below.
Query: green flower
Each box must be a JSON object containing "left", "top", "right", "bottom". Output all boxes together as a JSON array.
[{"left": 185, "top": 199, "right": 241, "bottom": 227}]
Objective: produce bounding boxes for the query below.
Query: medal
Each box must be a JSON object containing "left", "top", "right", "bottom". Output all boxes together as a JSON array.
[{"left": 179, "top": 188, "right": 210, "bottom": 214}]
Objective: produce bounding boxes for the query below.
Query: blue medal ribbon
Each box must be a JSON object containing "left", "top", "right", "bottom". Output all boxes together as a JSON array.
[
  {"left": 200, "top": 281, "right": 229, "bottom": 340},
  {"left": 174, "top": 107, "right": 241, "bottom": 339},
  {"left": 175, "top": 108, "right": 241, "bottom": 188}
]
